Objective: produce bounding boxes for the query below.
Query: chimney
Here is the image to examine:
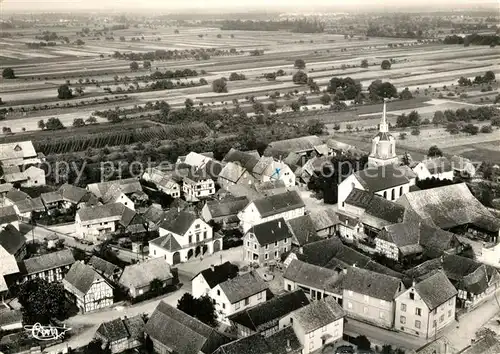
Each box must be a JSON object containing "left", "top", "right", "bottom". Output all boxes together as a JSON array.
[
  {"left": 211, "top": 264, "right": 215, "bottom": 272},
  {"left": 342, "top": 268, "right": 347, "bottom": 275},
  {"left": 278, "top": 221, "right": 281, "bottom": 228},
  {"left": 285, "top": 339, "right": 291, "bottom": 352},
  {"left": 177, "top": 207, "right": 180, "bottom": 213},
  {"left": 299, "top": 246, "right": 303, "bottom": 255},
  {"left": 444, "top": 342, "right": 448, "bottom": 354},
  {"left": 352, "top": 263, "right": 357, "bottom": 268}
]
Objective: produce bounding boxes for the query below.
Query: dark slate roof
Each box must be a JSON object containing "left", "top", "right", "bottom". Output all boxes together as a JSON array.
[
  {"left": 380, "top": 223, "right": 420, "bottom": 247},
  {"left": 59, "top": 184, "right": 87, "bottom": 204},
  {"left": 14, "top": 197, "right": 45, "bottom": 213},
  {"left": 458, "top": 333, "right": 500, "bottom": 354},
  {"left": 222, "top": 148, "right": 260, "bottom": 171},
  {"left": 345, "top": 189, "right": 408, "bottom": 225},
  {"left": 120, "top": 258, "right": 173, "bottom": 289},
  {"left": 88, "top": 256, "right": 122, "bottom": 279},
  {"left": 96, "top": 315, "right": 145, "bottom": 342},
  {"left": 159, "top": 209, "right": 197, "bottom": 235},
  {"left": 374, "top": 131, "right": 393, "bottom": 141},
  {"left": 0, "top": 206, "right": 18, "bottom": 225},
  {"left": 5, "top": 189, "right": 29, "bottom": 203},
  {"left": 63, "top": 261, "right": 106, "bottom": 296},
  {"left": 253, "top": 191, "right": 304, "bottom": 218},
  {"left": 149, "top": 234, "right": 182, "bottom": 251},
  {"left": 291, "top": 297, "right": 345, "bottom": 333},
  {"left": 345, "top": 189, "right": 373, "bottom": 209},
  {"left": 309, "top": 209, "right": 340, "bottom": 231},
  {"left": 284, "top": 260, "right": 343, "bottom": 295},
  {"left": 205, "top": 196, "right": 249, "bottom": 219},
  {"left": 354, "top": 164, "right": 410, "bottom": 192},
  {"left": 265, "top": 136, "right": 324, "bottom": 157},
  {"left": 342, "top": 266, "right": 402, "bottom": 302},
  {"left": 287, "top": 215, "right": 322, "bottom": 246},
  {"left": 0, "top": 224, "right": 25, "bottom": 255},
  {"left": 229, "top": 290, "right": 310, "bottom": 331},
  {"left": 41, "top": 191, "right": 63, "bottom": 205},
  {"left": 414, "top": 271, "right": 457, "bottom": 310},
  {"left": 77, "top": 203, "right": 127, "bottom": 222},
  {"left": 266, "top": 326, "right": 302, "bottom": 354},
  {"left": 23, "top": 249, "right": 75, "bottom": 275},
  {"left": 195, "top": 262, "right": 239, "bottom": 289},
  {"left": 249, "top": 218, "right": 294, "bottom": 246},
  {"left": 142, "top": 205, "right": 165, "bottom": 225},
  {"left": 295, "top": 237, "right": 344, "bottom": 267},
  {"left": 219, "top": 271, "right": 269, "bottom": 304},
  {"left": 213, "top": 333, "right": 270, "bottom": 354},
  {"left": 145, "top": 301, "right": 229, "bottom": 354},
  {"left": 398, "top": 183, "right": 500, "bottom": 232}
]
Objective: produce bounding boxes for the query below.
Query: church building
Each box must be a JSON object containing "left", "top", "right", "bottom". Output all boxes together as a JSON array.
[{"left": 368, "top": 101, "right": 399, "bottom": 168}]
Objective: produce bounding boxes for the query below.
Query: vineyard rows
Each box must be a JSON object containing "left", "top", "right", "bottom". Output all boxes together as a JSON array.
[{"left": 34, "top": 123, "right": 211, "bottom": 155}]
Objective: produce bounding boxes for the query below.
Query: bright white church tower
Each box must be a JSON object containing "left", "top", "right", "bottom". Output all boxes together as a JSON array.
[{"left": 368, "top": 100, "right": 399, "bottom": 167}]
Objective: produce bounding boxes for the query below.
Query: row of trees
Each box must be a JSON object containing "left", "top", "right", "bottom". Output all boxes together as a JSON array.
[
  {"left": 458, "top": 70, "right": 495, "bottom": 86},
  {"left": 443, "top": 34, "right": 499, "bottom": 47},
  {"left": 220, "top": 19, "right": 324, "bottom": 33}
]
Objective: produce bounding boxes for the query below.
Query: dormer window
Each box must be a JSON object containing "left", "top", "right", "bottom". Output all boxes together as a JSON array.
[{"left": 14, "top": 145, "right": 22, "bottom": 152}]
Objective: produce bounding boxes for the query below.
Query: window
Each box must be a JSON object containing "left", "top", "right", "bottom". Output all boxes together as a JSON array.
[
  {"left": 217, "top": 290, "right": 220, "bottom": 296},
  {"left": 245, "top": 298, "right": 249, "bottom": 306},
  {"left": 235, "top": 302, "right": 240, "bottom": 310},
  {"left": 433, "top": 320, "right": 437, "bottom": 328},
  {"left": 287, "top": 284, "right": 292, "bottom": 291},
  {"left": 364, "top": 295, "right": 369, "bottom": 303},
  {"left": 189, "top": 236, "right": 192, "bottom": 243},
  {"left": 290, "top": 318, "right": 293, "bottom": 324},
  {"left": 254, "top": 244, "right": 257, "bottom": 250},
  {"left": 415, "top": 308, "right": 422, "bottom": 316},
  {"left": 222, "top": 304, "right": 225, "bottom": 309},
  {"left": 415, "top": 320, "right": 421, "bottom": 329},
  {"left": 347, "top": 301, "right": 353, "bottom": 309},
  {"left": 309, "top": 342, "right": 314, "bottom": 351},
  {"left": 448, "top": 310, "right": 452, "bottom": 318},
  {"left": 275, "top": 241, "right": 278, "bottom": 247},
  {"left": 154, "top": 250, "right": 156, "bottom": 255},
  {"left": 203, "top": 231, "right": 207, "bottom": 239},
  {"left": 265, "top": 244, "right": 269, "bottom": 250},
  {"left": 409, "top": 292, "right": 415, "bottom": 300},
  {"left": 440, "top": 315, "right": 444, "bottom": 323},
  {"left": 309, "top": 332, "right": 314, "bottom": 338},
  {"left": 257, "top": 292, "right": 262, "bottom": 300},
  {"left": 401, "top": 303, "right": 407, "bottom": 312},
  {"left": 400, "top": 316, "right": 406, "bottom": 324},
  {"left": 391, "top": 188, "right": 395, "bottom": 201},
  {"left": 399, "top": 186, "right": 403, "bottom": 196},
  {"left": 379, "top": 311, "right": 385, "bottom": 319},
  {"left": 363, "top": 307, "right": 368, "bottom": 314},
  {"left": 265, "top": 253, "right": 269, "bottom": 260},
  {"left": 247, "top": 242, "right": 250, "bottom": 247},
  {"left": 284, "top": 238, "right": 288, "bottom": 243},
  {"left": 383, "top": 191, "right": 387, "bottom": 199},
  {"left": 274, "top": 251, "right": 278, "bottom": 258},
  {"left": 448, "top": 299, "right": 453, "bottom": 306}
]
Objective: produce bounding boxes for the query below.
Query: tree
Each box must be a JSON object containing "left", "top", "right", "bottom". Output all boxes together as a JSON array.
[
  {"left": 130, "top": 61, "right": 139, "bottom": 71},
  {"left": 354, "top": 335, "right": 371, "bottom": 351},
  {"left": 45, "top": 117, "right": 65, "bottom": 130},
  {"left": 212, "top": 78, "right": 227, "bottom": 93},
  {"left": 292, "top": 71, "right": 308, "bottom": 84},
  {"left": 369, "top": 80, "right": 397, "bottom": 99},
  {"left": 73, "top": 118, "right": 85, "bottom": 127},
  {"left": 177, "top": 293, "right": 217, "bottom": 327},
  {"left": 458, "top": 76, "right": 472, "bottom": 86},
  {"left": 484, "top": 70, "right": 496, "bottom": 83},
  {"left": 84, "top": 339, "right": 111, "bottom": 354},
  {"left": 291, "top": 101, "right": 301, "bottom": 112},
  {"left": 427, "top": 145, "right": 443, "bottom": 157},
  {"left": 184, "top": 98, "right": 194, "bottom": 109},
  {"left": 320, "top": 94, "right": 331, "bottom": 105},
  {"left": 18, "top": 278, "right": 68, "bottom": 324},
  {"left": 462, "top": 123, "right": 479, "bottom": 135},
  {"left": 2, "top": 127, "right": 12, "bottom": 134},
  {"left": 57, "top": 84, "right": 73, "bottom": 99},
  {"left": 38, "top": 120, "right": 45, "bottom": 130},
  {"left": 361, "top": 59, "right": 369, "bottom": 68},
  {"left": 267, "top": 103, "right": 277, "bottom": 113},
  {"left": 294, "top": 59, "right": 306, "bottom": 69},
  {"left": 399, "top": 87, "right": 413, "bottom": 100},
  {"left": 481, "top": 125, "right": 493, "bottom": 133},
  {"left": 2, "top": 68, "right": 15, "bottom": 79},
  {"left": 307, "top": 119, "right": 325, "bottom": 135},
  {"left": 86, "top": 116, "right": 97, "bottom": 124},
  {"left": 143, "top": 60, "right": 152, "bottom": 70},
  {"left": 411, "top": 126, "right": 421, "bottom": 135},
  {"left": 381, "top": 60, "right": 391, "bottom": 70},
  {"left": 298, "top": 95, "right": 308, "bottom": 106},
  {"left": 433, "top": 111, "right": 446, "bottom": 125},
  {"left": 149, "top": 278, "right": 164, "bottom": 294}
]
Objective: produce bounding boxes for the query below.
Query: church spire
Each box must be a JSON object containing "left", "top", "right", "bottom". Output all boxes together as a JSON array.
[{"left": 379, "top": 99, "right": 389, "bottom": 133}]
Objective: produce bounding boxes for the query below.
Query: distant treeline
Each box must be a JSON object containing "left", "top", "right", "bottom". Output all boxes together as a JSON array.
[
  {"left": 220, "top": 19, "right": 324, "bottom": 33},
  {"left": 112, "top": 47, "right": 237, "bottom": 62},
  {"left": 443, "top": 34, "right": 500, "bottom": 46},
  {"left": 25, "top": 42, "right": 57, "bottom": 48}
]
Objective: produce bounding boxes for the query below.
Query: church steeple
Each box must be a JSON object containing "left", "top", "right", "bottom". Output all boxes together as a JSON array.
[{"left": 379, "top": 99, "right": 389, "bottom": 133}]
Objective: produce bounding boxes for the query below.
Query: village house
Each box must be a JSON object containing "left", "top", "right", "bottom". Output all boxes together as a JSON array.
[
  {"left": 0, "top": 141, "right": 42, "bottom": 168},
  {"left": 394, "top": 271, "right": 457, "bottom": 339},
  {"left": 87, "top": 178, "right": 147, "bottom": 209},
  {"left": 21, "top": 249, "right": 75, "bottom": 283},
  {"left": 11, "top": 196, "right": 45, "bottom": 221},
  {"left": 229, "top": 289, "right": 310, "bottom": 337},
  {"left": 0, "top": 225, "right": 25, "bottom": 297},
  {"left": 284, "top": 259, "right": 343, "bottom": 303},
  {"left": 456, "top": 333, "right": 500, "bottom": 354},
  {"left": 326, "top": 139, "right": 365, "bottom": 157},
  {"left": 75, "top": 202, "right": 136, "bottom": 242},
  {"left": 309, "top": 209, "right": 339, "bottom": 238},
  {"left": 183, "top": 169, "right": 216, "bottom": 202},
  {"left": 0, "top": 205, "right": 19, "bottom": 230},
  {"left": 1, "top": 165, "right": 46, "bottom": 187},
  {"left": 191, "top": 262, "right": 239, "bottom": 299},
  {"left": 412, "top": 157, "right": 454, "bottom": 181},
  {"left": 4, "top": 188, "right": 30, "bottom": 206},
  {"left": 287, "top": 214, "right": 323, "bottom": 248},
  {"left": 209, "top": 271, "right": 269, "bottom": 324},
  {"left": 41, "top": 191, "right": 64, "bottom": 211},
  {"left": 0, "top": 183, "right": 13, "bottom": 203},
  {"left": 243, "top": 217, "right": 294, "bottom": 265},
  {"left": 119, "top": 258, "right": 174, "bottom": 298},
  {"left": 149, "top": 209, "right": 222, "bottom": 264},
  {"left": 397, "top": 183, "right": 500, "bottom": 242},
  {"left": 218, "top": 149, "right": 260, "bottom": 189},
  {"left": 142, "top": 167, "right": 180, "bottom": 198},
  {"left": 279, "top": 297, "right": 346, "bottom": 354},
  {"left": 414, "top": 336, "right": 457, "bottom": 354},
  {"left": 238, "top": 190, "right": 305, "bottom": 233},
  {"left": 212, "top": 327, "right": 303, "bottom": 354},
  {"left": 201, "top": 196, "right": 249, "bottom": 229},
  {"left": 404, "top": 254, "right": 500, "bottom": 310},
  {"left": 342, "top": 266, "right": 404, "bottom": 329},
  {"left": 94, "top": 315, "right": 145, "bottom": 354},
  {"left": 338, "top": 164, "right": 414, "bottom": 210},
  {"left": 88, "top": 255, "right": 123, "bottom": 283},
  {"left": 264, "top": 135, "right": 324, "bottom": 159},
  {"left": 375, "top": 221, "right": 460, "bottom": 261},
  {"left": 58, "top": 183, "right": 91, "bottom": 209},
  {"left": 251, "top": 156, "right": 296, "bottom": 187},
  {"left": 178, "top": 151, "right": 214, "bottom": 169},
  {"left": 450, "top": 155, "right": 476, "bottom": 179},
  {"left": 145, "top": 301, "right": 229, "bottom": 354},
  {"left": 62, "top": 261, "right": 114, "bottom": 313},
  {"left": 0, "top": 308, "right": 23, "bottom": 331}
]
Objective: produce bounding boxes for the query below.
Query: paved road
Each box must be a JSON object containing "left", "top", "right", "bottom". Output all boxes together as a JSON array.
[{"left": 345, "top": 318, "right": 426, "bottom": 351}]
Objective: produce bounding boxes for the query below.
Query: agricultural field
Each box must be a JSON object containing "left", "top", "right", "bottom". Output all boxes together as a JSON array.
[{"left": 1, "top": 20, "right": 499, "bottom": 165}]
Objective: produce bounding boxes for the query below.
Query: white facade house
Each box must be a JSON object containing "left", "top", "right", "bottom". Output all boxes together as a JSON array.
[
  {"left": 148, "top": 209, "right": 222, "bottom": 265},
  {"left": 0, "top": 205, "right": 20, "bottom": 231},
  {"left": 142, "top": 168, "right": 180, "bottom": 198},
  {"left": 412, "top": 157, "right": 454, "bottom": 181},
  {"left": 191, "top": 262, "right": 239, "bottom": 299},
  {"left": 75, "top": 203, "right": 135, "bottom": 241},
  {"left": 183, "top": 173, "right": 216, "bottom": 202},
  {"left": 209, "top": 271, "right": 268, "bottom": 325},
  {"left": 278, "top": 297, "right": 345, "bottom": 354},
  {"left": 238, "top": 191, "right": 305, "bottom": 233},
  {"left": 394, "top": 271, "right": 457, "bottom": 338},
  {"left": 0, "top": 141, "right": 42, "bottom": 167}
]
